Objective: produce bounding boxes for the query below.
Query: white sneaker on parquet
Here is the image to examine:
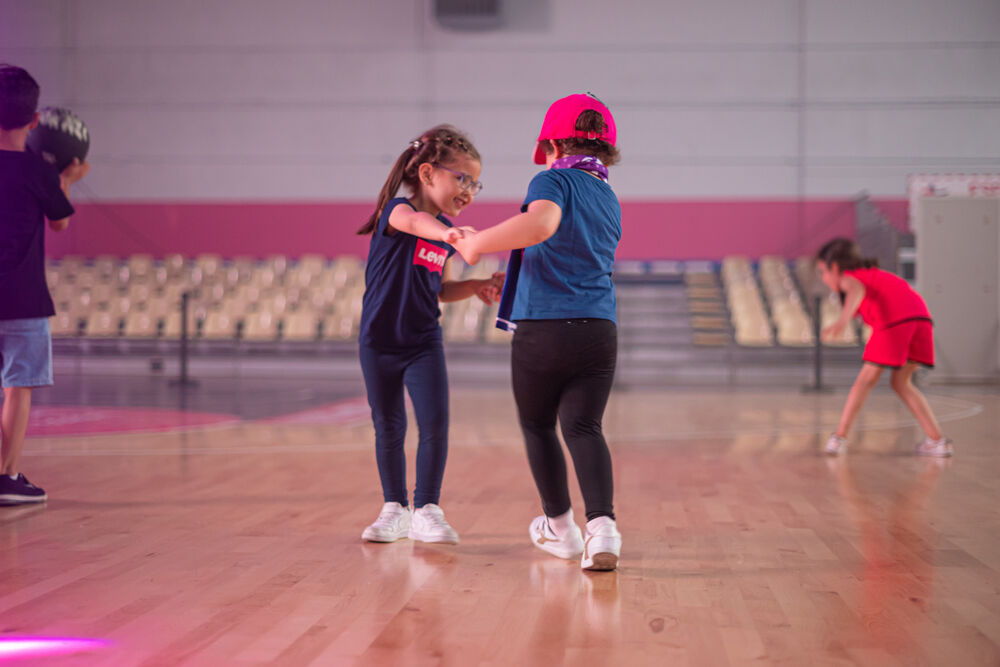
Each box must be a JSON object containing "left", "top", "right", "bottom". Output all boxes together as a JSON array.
[
  {"left": 361, "top": 502, "right": 411, "bottom": 542},
  {"left": 581, "top": 516, "right": 621, "bottom": 571},
  {"left": 409, "top": 504, "right": 459, "bottom": 544},
  {"left": 824, "top": 434, "right": 847, "bottom": 456},
  {"left": 915, "top": 437, "right": 953, "bottom": 458},
  {"left": 529, "top": 514, "right": 584, "bottom": 560}
]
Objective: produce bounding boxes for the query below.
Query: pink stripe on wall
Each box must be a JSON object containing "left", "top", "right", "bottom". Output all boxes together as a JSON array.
[{"left": 45, "top": 199, "right": 905, "bottom": 261}]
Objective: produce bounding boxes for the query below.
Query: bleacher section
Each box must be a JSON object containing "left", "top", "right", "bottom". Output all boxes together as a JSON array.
[{"left": 45, "top": 254, "right": 866, "bottom": 351}]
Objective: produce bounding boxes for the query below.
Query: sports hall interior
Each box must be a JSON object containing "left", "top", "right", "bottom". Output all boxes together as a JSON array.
[{"left": 1, "top": 1, "right": 998, "bottom": 665}]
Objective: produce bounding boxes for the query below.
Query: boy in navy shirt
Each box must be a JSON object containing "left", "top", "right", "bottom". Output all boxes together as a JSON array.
[{"left": 0, "top": 64, "right": 89, "bottom": 505}]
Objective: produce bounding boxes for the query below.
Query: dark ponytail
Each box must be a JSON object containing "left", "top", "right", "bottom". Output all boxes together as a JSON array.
[
  {"left": 358, "top": 125, "right": 481, "bottom": 235},
  {"left": 816, "top": 237, "right": 878, "bottom": 271}
]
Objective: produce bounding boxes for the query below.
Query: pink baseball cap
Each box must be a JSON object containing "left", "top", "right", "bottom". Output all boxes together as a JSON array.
[{"left": 533, "top": 93, "right": 617, "bottom": 164}]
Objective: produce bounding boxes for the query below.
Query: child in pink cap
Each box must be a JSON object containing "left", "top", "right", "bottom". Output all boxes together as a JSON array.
[{"left": 455, "top": 94, "right": 624, "bottom": 571}]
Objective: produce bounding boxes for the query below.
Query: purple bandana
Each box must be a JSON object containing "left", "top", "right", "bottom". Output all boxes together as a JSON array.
[{"left": 550, "top": 155, "right": 608, "bottom": 183}]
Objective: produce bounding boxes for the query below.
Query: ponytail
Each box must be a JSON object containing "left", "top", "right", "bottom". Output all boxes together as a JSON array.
[
  {"left": 357, "top": 145, "right": 417, "bottom": 235},
  {"left": 358, "top": 125, "right": 481, "bottom": 235},
  {"left": 816, "top": 237, "right": 878, "bottom": 271}
]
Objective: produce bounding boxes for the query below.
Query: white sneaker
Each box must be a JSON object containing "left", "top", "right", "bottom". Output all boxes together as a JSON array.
[
  {"left": 916, "top": 437, "right": 953, "bottom": 458},
  {"left": 529, "top": 514, "right": 584, "bottom": 560},
  {"left": 409, "top": 504, "right": 459, "bottom": 544},
  {"left": 581, "top": 516, "right": 621, "bottom": 571},
  {"left": 824, "top": 434, "right": 847, "bottom": 456},
  {"left": 361, "top": 502, "right": 411, "bottom": 542}
]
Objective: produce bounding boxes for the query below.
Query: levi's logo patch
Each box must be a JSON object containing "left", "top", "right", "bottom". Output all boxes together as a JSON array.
[{"left": 414, "top": 239, "right": 447, "bottom": 274}]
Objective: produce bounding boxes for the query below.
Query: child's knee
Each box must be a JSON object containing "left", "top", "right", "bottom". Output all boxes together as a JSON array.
[{"left": 859, "top": 370, "right": 881, "bottom": 389}]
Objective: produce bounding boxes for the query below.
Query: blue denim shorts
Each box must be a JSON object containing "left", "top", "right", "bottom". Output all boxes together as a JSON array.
[{"left": 0, "top": 318, "right": 54, "bottom": 387}]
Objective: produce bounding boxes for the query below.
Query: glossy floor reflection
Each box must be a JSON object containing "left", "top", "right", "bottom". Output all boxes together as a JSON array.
[{"left": 1, "top": 386, "right": 998, "bottom": 665}]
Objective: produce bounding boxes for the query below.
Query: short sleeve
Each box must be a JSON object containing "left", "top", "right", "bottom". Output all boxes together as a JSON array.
[
  {"left": 521, "top": 171, "right": 567, "bottom": 213},
  {"left": 37, "top": 163, "right": 74, "bottom": 221},
  {"left": 379, "top": 199, "right": 415, "bottom": 237}
]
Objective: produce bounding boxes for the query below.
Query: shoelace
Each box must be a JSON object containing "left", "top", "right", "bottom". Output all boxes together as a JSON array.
[
  {"left": 374, "top": 509, "right": 405, "bottom": 528},
  {"left": 12, "top": 474, "right": 37, "bottom": 489},
  {"left": 417, "top": 507, "right": 449, "bottom": 528}
]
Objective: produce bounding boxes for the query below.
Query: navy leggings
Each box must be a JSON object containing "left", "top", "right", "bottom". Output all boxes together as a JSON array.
[{"left": 359, "top": 343, "right": 449, "bottom": 508}]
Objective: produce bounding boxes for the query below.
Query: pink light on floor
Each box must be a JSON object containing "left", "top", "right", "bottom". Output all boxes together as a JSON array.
[{"left": 0, "top": 637, "right": 109, "bottom": 661}]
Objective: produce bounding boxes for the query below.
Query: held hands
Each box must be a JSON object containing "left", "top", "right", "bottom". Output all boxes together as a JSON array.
[
  {"left": 452, "top": 229, "right": 481, "bottom": 266},
  {"left": 474, "top": 271, "right": 506, "bottom": 305},
  {"left": 440, "top": 226, "right": 465, "bottom": 245},
  {"left": 60, "top": 158, "right": 90, "bottom": 187},
  {"left": 440, "top": 225, "right": 479, "bottom": 245}
]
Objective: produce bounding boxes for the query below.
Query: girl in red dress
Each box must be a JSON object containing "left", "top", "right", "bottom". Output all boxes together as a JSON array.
[{"left": 817, "top": 238, "right": 952, "bottom": 457}]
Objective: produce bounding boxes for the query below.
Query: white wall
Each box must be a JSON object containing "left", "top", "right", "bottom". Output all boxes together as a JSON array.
[{"left": 1, "top": 0, "right": 998, "bottom": 201}]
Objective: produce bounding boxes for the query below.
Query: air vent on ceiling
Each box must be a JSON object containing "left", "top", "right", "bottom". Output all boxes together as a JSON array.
[{"left": 434, "top": 0, "right": 503, "bottom": 30}]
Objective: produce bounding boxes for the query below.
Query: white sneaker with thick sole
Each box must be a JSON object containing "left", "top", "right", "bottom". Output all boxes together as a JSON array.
[
  {"left": 529, "top": 514, "right": 584, "bottom": 560},
  {"left": 362, "top": 502, "right": 411, "bottom": 542},
  {"left": 581, "top": 516, "right": 621, "bottom": 571},
  {"left": 409, "top": 504, "right": 459, "bottom": 544},
  {"left": 824, "top": 434, "right": 847, "bottom": 456},
  {"left": 915, "top": 437, "right": 953, "bottom": 458}
]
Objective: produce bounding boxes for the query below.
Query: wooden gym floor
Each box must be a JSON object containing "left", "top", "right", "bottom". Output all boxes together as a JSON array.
[{"left": 1, "top": 384, "right": 999, "bottom": 665}]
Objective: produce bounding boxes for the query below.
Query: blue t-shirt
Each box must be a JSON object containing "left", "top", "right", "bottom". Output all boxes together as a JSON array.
[
  {"left": 511, "top": 169, "right": 621, "bottom": 323},
  {"left": 359, "top": 198, "right": 456, "bottom": 350},
  {"left": 0, "top": 150, "right": 74, "bottom": 320}
]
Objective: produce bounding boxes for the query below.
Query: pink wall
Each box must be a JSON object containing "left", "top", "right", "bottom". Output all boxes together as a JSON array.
[{"left": 46, "top": 198, "right": 901, "bottom": 261}]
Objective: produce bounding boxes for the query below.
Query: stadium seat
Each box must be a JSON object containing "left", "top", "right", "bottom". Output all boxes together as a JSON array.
[
  {"left": 283, "top": 312, "right": 320, "bottom": 341},
  {"left": 201, "top": 312, "right": 238, "bottom": 340},
  {"left": 123, "top": 312, "right": 159, "bottom": 339},
  {"left": 243, "top": 311, "right": 279, "bottom": 341}
]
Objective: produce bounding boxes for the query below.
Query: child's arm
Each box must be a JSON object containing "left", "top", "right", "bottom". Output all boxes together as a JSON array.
[
  {"left": 440, "top": 267, "right": 505, "bottom": 304},
  {"left": 452, "top": 200, "right": 561, "bottom": 265},
  {"left": 823, "top": 274, "right": 865, "bottom": 340},
  {"left": 388, "top": 205, "right": 463, "bottom": 244},
  {"left": 48, "top": 158, "right": 90, "bottom": 232}
]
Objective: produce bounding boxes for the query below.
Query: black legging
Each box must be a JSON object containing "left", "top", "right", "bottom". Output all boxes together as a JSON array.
[{"left": 511, "top": 318, "right": 617, "bottom": 521}]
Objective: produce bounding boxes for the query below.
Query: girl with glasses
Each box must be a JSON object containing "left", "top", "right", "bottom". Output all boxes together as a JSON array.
[{"left": 356, "top": 125, "right": 504, "bottom": 545}]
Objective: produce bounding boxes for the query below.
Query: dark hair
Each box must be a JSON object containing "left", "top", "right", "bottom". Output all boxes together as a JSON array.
[
  {"left": 359, "top": 125, "right": 481, "bottom": 235},
  {"left": 542, "top": 109, "right": 620, "bottom": 166},
  {"left": 0, "top": 64, "right": 40, "bottom": 130},
  {"left": 817, "top": 237, "right": 878, "bottom": 271}
]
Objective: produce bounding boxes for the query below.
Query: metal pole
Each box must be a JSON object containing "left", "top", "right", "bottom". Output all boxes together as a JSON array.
[
  {"left": 170, "top": 290, "right": 197, "bottom": 387},
  {"left": 803, "top": 295, "right": 833, "bottom": 393}
]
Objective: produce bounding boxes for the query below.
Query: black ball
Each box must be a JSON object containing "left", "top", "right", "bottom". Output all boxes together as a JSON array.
[{"left": 26, "top": 107, "right": 90, "bottom": 172}]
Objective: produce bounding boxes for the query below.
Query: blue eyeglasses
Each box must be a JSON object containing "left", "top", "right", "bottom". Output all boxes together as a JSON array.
[{"left": 433, "top": 164, "right": 483, "bottom": 195}]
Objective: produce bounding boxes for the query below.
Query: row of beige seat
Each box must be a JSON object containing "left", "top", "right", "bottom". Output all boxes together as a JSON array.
[
  {"left": 721, "top": 256, "right": 774, "bottom": 346},
  {"left": 48, "top": 254, "right": 509, "bottom": 344},
  {"left": 52, "top": 308, "right": 360, "bottom": 342},
  {"left": 683, "top": 272, "right": 731, "bottom": 347},
  {"left": 47, "top": 253, "right": 360, "bottom": 288},
  {"left": 758, "top": 256, "right": 814, "bottom": 347}
]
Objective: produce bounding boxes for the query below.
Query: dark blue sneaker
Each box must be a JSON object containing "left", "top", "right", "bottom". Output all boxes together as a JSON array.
[{"left": 0, "top": 473, "right": 48, "bottom": 505}]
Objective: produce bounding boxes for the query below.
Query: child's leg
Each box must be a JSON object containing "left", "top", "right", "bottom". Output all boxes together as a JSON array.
[
  {"left": 890, "top": 362, "right": 943, "bottom": 441},
  {"left": 557, "top": 321, "right": 617, "bottom": 522},
  {"left": 403, "top": 344, "right": 449, "bottom": 509},
  {"left": 359, "top": 346, "right": 409, "bottom": 506},
  {"left": 511, "top": 323, "right": 573, "bottom": 519},
  {"left": 835, "top": 363, "right": 884, "bottom": 438},
  {"left": 1, "top": 387, "right": 33, "bottom": 476}
]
